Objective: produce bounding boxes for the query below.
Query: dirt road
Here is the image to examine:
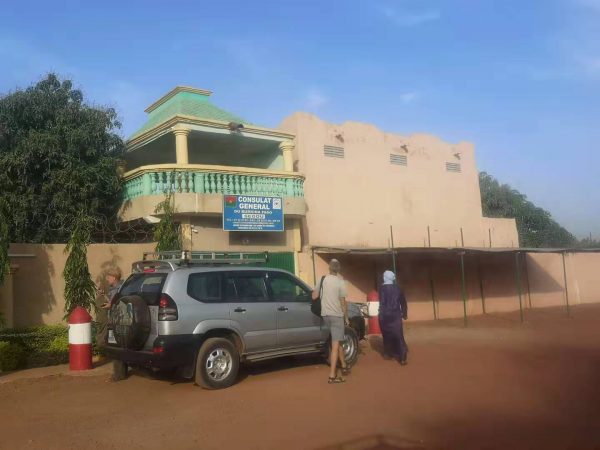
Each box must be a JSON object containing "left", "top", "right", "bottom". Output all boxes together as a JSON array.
[{"left": 1, "top": 305, "right": 599, "bottom": 450}]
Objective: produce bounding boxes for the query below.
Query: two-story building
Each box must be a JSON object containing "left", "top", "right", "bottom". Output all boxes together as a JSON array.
[{"left": 120, "top": 85, "right": 520, "bottom": 321}]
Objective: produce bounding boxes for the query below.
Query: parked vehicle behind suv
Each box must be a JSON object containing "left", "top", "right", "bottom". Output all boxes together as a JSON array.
[{"left": 101, "top": 254, "right": 359, "bottom": 389}]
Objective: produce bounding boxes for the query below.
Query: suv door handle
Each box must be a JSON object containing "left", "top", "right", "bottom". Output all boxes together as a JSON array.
[
  {"left": 278, "top": 306, "right": 289, "bottom": 312},
  {"left": 234, "top": 307, "right": 246, "bottom": 313}
]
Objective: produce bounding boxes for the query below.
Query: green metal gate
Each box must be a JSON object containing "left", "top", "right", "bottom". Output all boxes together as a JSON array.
[{"left": 247, "top": 251, "right": 295, "bottom": 273}]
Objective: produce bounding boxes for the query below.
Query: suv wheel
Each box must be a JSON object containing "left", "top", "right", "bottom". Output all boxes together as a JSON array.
[
  {"left": 341, "top": 327, "right": 359, "bottom": 367},
  {"left": 195, "top": 338, "right": 240, "bottom": 390},
  {"left": 325, "top": 326, "right": 359, "bottom": 368}
]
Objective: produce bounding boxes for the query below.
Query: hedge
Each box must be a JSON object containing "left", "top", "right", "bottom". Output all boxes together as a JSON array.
[
  {"left": 0, "top": 341, "right": 27, "bottom": 371},
  {"left": 0, "top": 322, "right": 101, "bottom": 371}
]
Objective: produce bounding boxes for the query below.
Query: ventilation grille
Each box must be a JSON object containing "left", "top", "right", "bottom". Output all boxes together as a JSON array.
[
  {"left": 390, "top": 154, "right": 408, "bottom": 166},
  {"left": 324, "top": 145, "right": 345, "bottom": 158},
  {"left": 446, "top": 162, "right": 461, "bottom": 173}
]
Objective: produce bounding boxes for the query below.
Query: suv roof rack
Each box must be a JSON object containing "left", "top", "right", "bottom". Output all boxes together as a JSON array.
[{"left": 132, "top": 250, "right": 270, "bottom": 273}]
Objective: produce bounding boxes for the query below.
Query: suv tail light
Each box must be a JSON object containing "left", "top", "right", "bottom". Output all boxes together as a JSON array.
[
  {"left": 158, "top": 294, "right": 178, "bottom": 321},
  {"left": 153, "top": 344, "right": 165, "bottom": 354}
]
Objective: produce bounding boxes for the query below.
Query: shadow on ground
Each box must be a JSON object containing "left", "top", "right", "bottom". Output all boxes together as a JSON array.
[
  {"left": 124, "top": 354, "right": 328, "bottom": 386},
  {"left": 318, "top": 434, "right": 430, "bottom": 450}
]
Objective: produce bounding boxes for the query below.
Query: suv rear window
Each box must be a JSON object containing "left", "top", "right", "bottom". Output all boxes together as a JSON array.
[
  {"left": 118, "top": 273, "right": 167, "bottom": 305},
  {"left": 188, "top": 272, "right": 222, "bottom": 303}
]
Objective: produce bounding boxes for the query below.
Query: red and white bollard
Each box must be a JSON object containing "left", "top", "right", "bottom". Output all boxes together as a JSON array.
[
  {"left": 68, "top": 306, "right": 93, "bottom": 371},
  {"left": 367, "top": 290, "right": 381, "bottom": 335}
]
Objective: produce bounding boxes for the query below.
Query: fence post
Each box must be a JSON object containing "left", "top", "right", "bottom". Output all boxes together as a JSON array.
[
  {"left": 515, "top": 252, "right": 524, "bottom": 323},
  {"left": 561, "top": 252, "right": 571, "bottom": 317},
  {"left": 459, "top": 251, "right": 468, "bottom": 327},
  {"left": 478, "top": 256, "right": 486, "bottom": 314}
]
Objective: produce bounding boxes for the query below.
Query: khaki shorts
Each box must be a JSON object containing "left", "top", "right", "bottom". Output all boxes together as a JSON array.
[{"left": 323, "top": 316, "right": 345, "bottom": 342}]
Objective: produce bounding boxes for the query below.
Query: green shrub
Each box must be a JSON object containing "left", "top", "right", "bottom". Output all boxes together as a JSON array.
[
  {"left": 0, "top": 324, "right": 69, "bottom": 352},
  {"left": 48, "top": 334, "right": 69, "bottom": 352},
  {"left": 0, "top": 325, "right": 70, "bottom": 369},
  {"left": 0, "top": 323, "right": 101, "bottom": 370},
  {"left": 0, "top": 341, "right": 27, "bottom": 371},
  {"left": 91, "top": 321, "right": 102, "bottom": 355},
  {"left": 28, "top": 325, "right": 70, "bottom": 352},
  {"left": 26, "top": 351, "right": 69, "bottom": 368}
]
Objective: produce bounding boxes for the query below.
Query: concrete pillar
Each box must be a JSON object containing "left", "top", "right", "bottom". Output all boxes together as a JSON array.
[
  {"left": 173, "top": 126, "right": 191, "bottom": 165},
  {"left": 292, "top": 219, "right": 302, "bottom": 277},
  {"left": 279, "top": 140, "right": 295, "bottom": 172},
  {"left": 292, "top": 219, "right": 302, "bottom": 252},
  {"left": 180, "top": 217, "right": 193, "bottom": 251}
]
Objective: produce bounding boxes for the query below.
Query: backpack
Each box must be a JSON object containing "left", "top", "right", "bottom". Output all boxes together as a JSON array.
[{"left": 311, "top": 275, "right": 326, "bottom": 317}]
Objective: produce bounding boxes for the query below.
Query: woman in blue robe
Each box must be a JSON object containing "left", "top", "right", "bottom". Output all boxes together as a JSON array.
[{"left": 378, "top": 270, "right": 408, "bottom": 365}]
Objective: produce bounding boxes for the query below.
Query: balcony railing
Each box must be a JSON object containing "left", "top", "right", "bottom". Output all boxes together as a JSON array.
[{"left": 122, "top": 165, "right": 305, "bottom": 202}]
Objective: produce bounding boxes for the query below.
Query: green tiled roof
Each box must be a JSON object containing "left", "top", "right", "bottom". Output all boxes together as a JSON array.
[{"left": 129, "top": 87, "right": 249, "bottom": 139}]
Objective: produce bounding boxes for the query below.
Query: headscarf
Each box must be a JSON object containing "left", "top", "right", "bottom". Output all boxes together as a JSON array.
[{"left": 383, "top": 270, "right": 396, "bottom": 285}]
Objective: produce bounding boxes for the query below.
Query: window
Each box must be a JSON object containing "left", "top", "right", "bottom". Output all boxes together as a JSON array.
[
  {"left": 268, "top": 272, "right": 311, "bottom": 302},
  {"left": 225, "top": 273, "right": 268, "bottom": 302},
  {"left": 446, "top": 162, "right": 461, "bottom": 173},
  {"left": 119, "top": 273, "right": 167, "bottom": 305},
  {"left": 390, "top": 154, "right": 407, "bottom": 166},
  {"left": 187, "top": 272, "right": 222, "bottom": 303},
  {"left": 324, "top": 145, "right": 345, "bottom": 158},
  {"left": 225, "top": 278, "right": 237, "bottom": 299}
]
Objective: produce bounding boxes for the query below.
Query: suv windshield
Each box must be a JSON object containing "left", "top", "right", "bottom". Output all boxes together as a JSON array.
[{"left": 118, "top": 273, "right": 167, "bottom": 305}]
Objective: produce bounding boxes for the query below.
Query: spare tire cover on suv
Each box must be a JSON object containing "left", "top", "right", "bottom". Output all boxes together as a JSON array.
[{"left": 110, "top": 295, "right": 151, "bottom": 350}]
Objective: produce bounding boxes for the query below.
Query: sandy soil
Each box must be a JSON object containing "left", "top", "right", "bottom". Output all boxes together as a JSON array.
[{"left": 1, "top": 304, "right": 599, "bottom": 450}]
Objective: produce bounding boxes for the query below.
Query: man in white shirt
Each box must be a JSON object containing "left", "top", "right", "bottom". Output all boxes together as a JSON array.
[{"left": 313, "top": 259, "right": 349, "bottom": 383}]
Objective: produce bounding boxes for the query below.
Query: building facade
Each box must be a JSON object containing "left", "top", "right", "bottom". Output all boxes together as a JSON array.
[{"left": 119, "top": 85, "right": 519, "bottom": 300}]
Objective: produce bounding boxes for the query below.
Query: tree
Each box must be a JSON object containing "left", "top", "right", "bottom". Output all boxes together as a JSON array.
[
  {"left": 153, "top": 191, "right": 181, "bottom": 252},
  {"left": 63, "top": 214, "right": 97, "bottom": 317},
  {"left": 479, "top": 172, "right": 577, "bottom": 248},
  {"left": 576, "top": 237, "right": 600, "bottom": 249},
  {"left": 0, "top": 199, "right": 9, "bottom": 286},
  {"left": 0, "top": 74, "right": 124, "bottom": 243},
  {"left": 0, "top": 199, "right": 9, "bottom": 327}
]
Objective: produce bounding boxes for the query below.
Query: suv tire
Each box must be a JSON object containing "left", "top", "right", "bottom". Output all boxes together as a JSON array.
[
  {"left": 111, "top": 295, "right": 151, "bottom": 351},
  {"left": 195, "top": 338, "right": 240, "bottom": 390},
  {"left": 325, "top": 326, "right": 359, "bottom": 368}
]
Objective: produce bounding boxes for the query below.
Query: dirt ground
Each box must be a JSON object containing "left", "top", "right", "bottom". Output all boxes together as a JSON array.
[{"left": 1, "top": 304, "right": 599, "bottom": 450}]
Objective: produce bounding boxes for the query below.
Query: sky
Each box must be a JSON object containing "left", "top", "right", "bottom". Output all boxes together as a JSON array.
[{"left": 1, "top": 0, "right": 599, "bottom": 238}]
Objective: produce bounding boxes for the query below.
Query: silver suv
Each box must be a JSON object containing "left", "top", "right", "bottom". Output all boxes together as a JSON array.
[{"left": 102, "top": 254, "right": 359, "bottom": 389}]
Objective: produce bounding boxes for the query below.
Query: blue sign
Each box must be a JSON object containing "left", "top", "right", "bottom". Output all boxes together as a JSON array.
[{"left": 223, "top": 195, "right": 284, "bottom": 232}]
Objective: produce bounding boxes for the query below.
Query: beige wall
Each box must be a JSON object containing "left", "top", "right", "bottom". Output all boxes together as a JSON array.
[
  {"left": 312, "top": 251, "right": 600, "bottom": 322},
  {"left": 568, "top": 253, "right": 600, "bottom": 305},
  {"left": 313, "top": 252, "right": 514, "bottom": 321},
  {"left": 526, "top": 252, "right": 600, "bottom": 309},
  {"left": 481, "top": 217, "right": 519, "bottom": 248},
  {"left": 8, "top": 243, "right": 155, "bottom": 327},
  {"left": 5, "top": 242, "right": 599, "bottom": 327},
  {"left": 184, "top": 216, "right": 295, "bottom": 252},
  {"left": 280, "top": 112, "right": 518, "bottom": 249},
  {"left": 0, "top": 267, "right": 16, "bottom": 328}
]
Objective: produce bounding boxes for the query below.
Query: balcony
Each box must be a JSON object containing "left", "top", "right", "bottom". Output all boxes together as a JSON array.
[{"left": 120, "top": 164, "right": 306, "bottom": 221}]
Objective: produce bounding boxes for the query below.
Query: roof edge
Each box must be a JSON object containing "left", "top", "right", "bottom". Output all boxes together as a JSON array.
[
  {"left": 312, "top": 246, "right": 600, "bottom": 254},
  {"left": 144, "top": 86, "right": 213, "bottom": 113},
  {"left": 126, "top": 114, "right": 295, "bottom": 151}
]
